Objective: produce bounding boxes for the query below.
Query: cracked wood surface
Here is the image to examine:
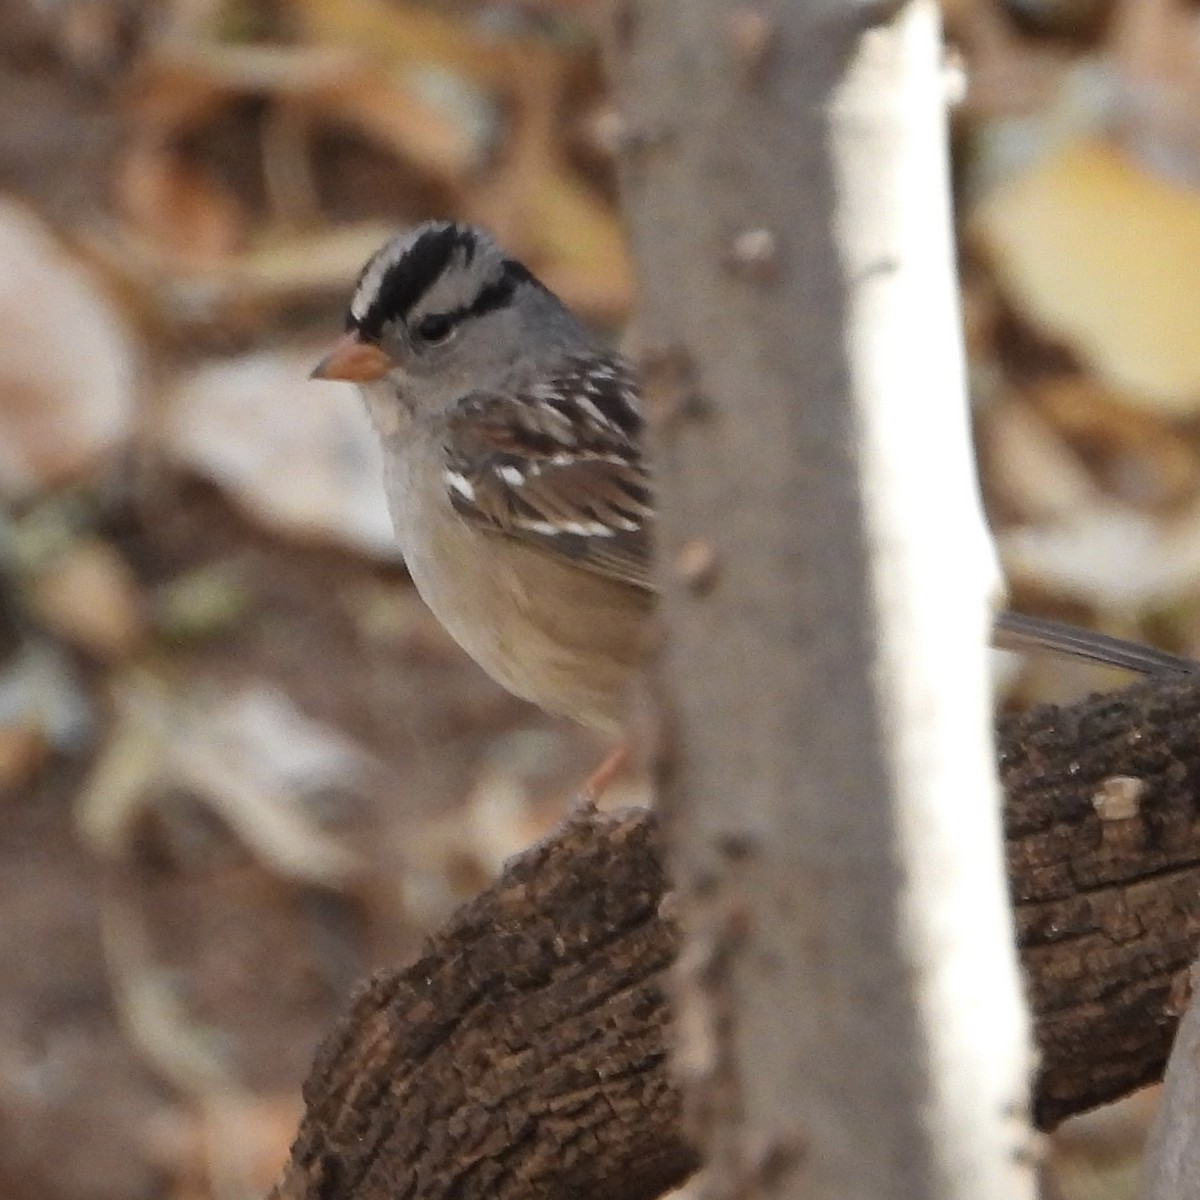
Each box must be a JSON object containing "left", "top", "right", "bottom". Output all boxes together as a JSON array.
[
  {"left": 1002, "top": 679, "right": 1200, "bottom": 1126},
  {"left": 272, "top": 677, "right": 1200, "bottom": 1200}
]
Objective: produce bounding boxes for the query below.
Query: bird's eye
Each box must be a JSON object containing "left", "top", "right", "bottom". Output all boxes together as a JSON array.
[{"left": 415, "top": 313, "right": 455, "bottom": 345}]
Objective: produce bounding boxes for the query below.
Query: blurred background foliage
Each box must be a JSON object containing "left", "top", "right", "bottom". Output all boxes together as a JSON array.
[{"left": 0, "top": 0, "right": 1195, "bottom": 1197}]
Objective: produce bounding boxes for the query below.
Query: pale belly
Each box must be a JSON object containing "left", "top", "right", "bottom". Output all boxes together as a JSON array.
[{"left": 391, "top": 472, "right": 651, "bottom": 734}]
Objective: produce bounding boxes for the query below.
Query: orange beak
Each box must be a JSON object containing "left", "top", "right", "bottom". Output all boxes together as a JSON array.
[{"left": 310, "top": 332, "right": 392, "bottom": 382}]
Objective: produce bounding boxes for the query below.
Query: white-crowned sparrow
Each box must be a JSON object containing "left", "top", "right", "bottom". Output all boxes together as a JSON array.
[{"left": 312, "top": 220, "right": 1198, "bottom": 737}]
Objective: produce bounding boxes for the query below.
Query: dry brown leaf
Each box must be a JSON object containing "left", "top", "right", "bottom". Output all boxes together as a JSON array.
[
  {"left": 78, "top": 220, "right": 397, "bottom": 329},
  {"left": 1000, "top": 495, "right": 1200, "bottom": 608},
  {"left": 125, "top": 45, "right": 363, "bottom": 127},
  {"left": 215, "top": 222, "right": 400, "bottom": 311},
  {"left": 0, "top": 725, "right": 48, "bottom": 796},
  {"left": 294, "top": 0, "right": 625, "bottom": 262},
  {"left": 160, "top": 348, "right": 396, "bottom": 556},
  {"left": 28, "top": 537, "right": 145, "bottom": 661},
  {"left": 943, "top": 0, "right": 1068, "bottom": 118},
  {"left": 974, "top": 137, "right": 1200, "bottom": 414},
  {"left": 980, "top": 396, "right": 1100, "bottom": 523},
  {"left": 121, "top": 61, "right": 231, "bottom": 136},
  {"left": 78, "top": 673, "right": 367, "bottom": 885},
  {"left": 116, "top": 141, "right": 247, "bottom": 267},
  {"left": 291, "top": 0, "right": 525, "bottom": 86},
  {"left": 1032, "top": 375, "right": 1200, "bottom": 508},
  {"left": 0, "top": 199, "right": 138, "bottom": 499},
  {"left": 456, "top": 27, "right": 630, "bottom": 321},
  {"left": 508, "top": 168, "right": 632, "bottom": 319},
  {"left": 304, "top": 70, "right": 480, "bottom": 184}
]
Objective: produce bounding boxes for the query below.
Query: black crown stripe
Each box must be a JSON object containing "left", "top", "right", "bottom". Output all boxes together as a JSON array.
[
  {"left": 351, "top": 227, "right": 541, "bottom": 342},
  {"left": 351, "top": 224, "right": 474, "bottom": 339}
]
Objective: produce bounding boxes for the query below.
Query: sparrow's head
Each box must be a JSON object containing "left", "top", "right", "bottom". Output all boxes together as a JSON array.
[{"left": 312, "top": 222, "right": 575, "bottom": 412}]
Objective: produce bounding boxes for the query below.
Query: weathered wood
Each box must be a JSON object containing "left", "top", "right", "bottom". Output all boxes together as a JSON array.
[
  {"left": 270, "top": 807, "right": 696, "bottom": 1200},
  {"left": 271, "top": 676, "right": 1200, "bottom": 1200},
  {"left": 1002, "top": 679, "right": 1200, "bottom": 1126}
]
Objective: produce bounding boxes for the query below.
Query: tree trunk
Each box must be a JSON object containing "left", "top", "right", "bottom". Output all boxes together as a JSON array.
[
  {"left": 611, "top": 3, "right": 1034, "bottom": 1198},
  {"left": 1139, "top": 962, "right": 1200, "bottom": 1199}
]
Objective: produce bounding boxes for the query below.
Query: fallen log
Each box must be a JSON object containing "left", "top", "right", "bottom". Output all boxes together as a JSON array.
[{"left": 271, "top": 677, "right": 1200, "bottom": 1200}]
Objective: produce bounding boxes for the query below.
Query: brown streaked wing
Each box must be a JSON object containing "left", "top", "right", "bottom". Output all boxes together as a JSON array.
[{"left": 442, "top": 359, "right": 654, "bottom": 591}]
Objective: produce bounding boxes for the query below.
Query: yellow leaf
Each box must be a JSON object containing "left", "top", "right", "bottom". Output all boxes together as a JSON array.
[{"left": 974, "top": 137, "right": 1200, "bottom": 414}]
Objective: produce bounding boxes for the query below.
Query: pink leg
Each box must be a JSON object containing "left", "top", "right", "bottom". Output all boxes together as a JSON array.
[{"left": 579, "top": 741, "right": 631, "bottom": 803}]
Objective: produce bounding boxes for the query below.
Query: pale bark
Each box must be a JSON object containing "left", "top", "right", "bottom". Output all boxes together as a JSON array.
[
  {"left": 1139, "top": 963, "right": 1200, "bottom": 1199},
  {"left": 611, "top": 3, "right": 1034, "bottom": 1198}
]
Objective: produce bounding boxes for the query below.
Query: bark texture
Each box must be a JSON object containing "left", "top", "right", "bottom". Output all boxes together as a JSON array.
[
  {"left": 1002, "top": 679, "right": 1200, "bottom": 1126},
  {"left": 270, "top": 807, "right": 697, "bottom": 1200},
  {"left": 271, "top": 676, "right": 1200, "bottom": 1200}
]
